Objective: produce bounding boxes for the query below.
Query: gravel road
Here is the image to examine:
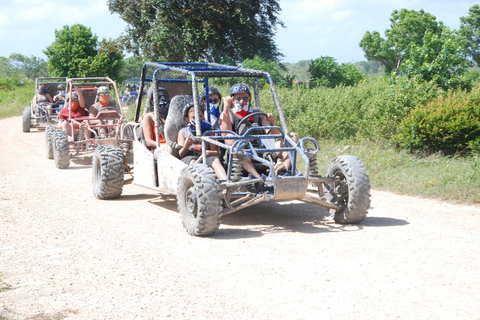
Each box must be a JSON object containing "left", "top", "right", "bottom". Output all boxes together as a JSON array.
[{"left": 1, "top": 116, "right": 479, "bottom": 320}]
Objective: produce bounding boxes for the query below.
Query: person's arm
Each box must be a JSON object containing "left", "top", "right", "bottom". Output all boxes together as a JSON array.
[
  {"left": 261, "top": 113, "right": 280, "bottom": 134},
  {"left": 178, "top": 132, "right": 194, "bottom": 158},
  {"left": 46, "top": 94, "right": 54, "bottom": 103},
  {"left": 143, "top": 114, "right": 157, "bottom": 148},
  {"left": 75, "top": 86, "right": 85, "bottom": 109},
  {"left": 219, "top": 96, "right": 235, "bottom": 146}
]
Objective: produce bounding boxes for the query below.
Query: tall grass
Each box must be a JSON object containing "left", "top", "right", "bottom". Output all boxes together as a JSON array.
[{"left": 0, "top": 78, "right": 34, "bottom": 118}]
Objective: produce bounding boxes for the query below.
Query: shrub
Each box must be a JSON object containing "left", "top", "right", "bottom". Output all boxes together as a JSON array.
[{"left": 396, "top": 87, "right": 480, "bottom": 155}]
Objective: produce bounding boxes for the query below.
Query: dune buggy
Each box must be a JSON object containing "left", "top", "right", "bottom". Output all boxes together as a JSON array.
[
  {"left": 23, "top": 77, "right": 67, "bottom": 132},
  {"left": 48, "top": 77, "right": 133, "bottom": 171},
  {"left": 92, "top": 62, "right": 371, "bottom": 236},
  {"left": 120, "top": 78, "right": 141, "bottom": 105}
]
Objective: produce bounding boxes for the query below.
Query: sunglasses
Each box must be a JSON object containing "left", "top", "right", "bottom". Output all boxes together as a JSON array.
[
  {"left": 98, "top": 92, "right": 109, "bottom": 96},
  {"left": 234, "top": 96, "right": 249, "bottom": 102},
  {"left": 207, "top": 99, "right": 219, "bottom": 104}
]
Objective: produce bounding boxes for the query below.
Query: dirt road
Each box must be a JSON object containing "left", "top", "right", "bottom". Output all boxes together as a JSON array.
[{"left": 1, "top": 116, "right": 479, "bottom": 320}]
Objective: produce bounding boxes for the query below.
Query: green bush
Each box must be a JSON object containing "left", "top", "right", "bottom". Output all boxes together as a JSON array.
[{"left": 396, "top": 87, "right": 480, "bottom": 155}]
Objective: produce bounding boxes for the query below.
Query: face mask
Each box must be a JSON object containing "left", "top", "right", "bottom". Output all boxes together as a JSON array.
[
  {"left": 70, "top": 101, "right": 80, "bottom": 110},
  {"left": 158, "top": 95, "right": 169, "bottom": 118},
  {"left": 209, "top": 102, "right": 220, "bottom": 118},
  {"left": 233, "top": 100, "right": 250, "bottom": 113},
  {"left": 99, "top": 96, "right": 110, "bottom": 107},
  {"left": 188, "top": 120, "right": 212, "bottom": 135}
]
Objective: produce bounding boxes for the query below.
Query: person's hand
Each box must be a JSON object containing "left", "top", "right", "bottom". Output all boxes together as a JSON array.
[
  {"left": 184, "top": 133, "right": 194, "bottom": 149},
  {"left": 223, "top": 96, "right": 233, "bottom": 111},
  {"left": 266, "top": 113, "right": 276, "bottom": 125}
]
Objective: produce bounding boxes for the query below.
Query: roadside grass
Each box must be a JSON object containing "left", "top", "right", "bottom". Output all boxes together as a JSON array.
[
  {"left": 0, "top": 82, "right": 34, "bottom": 118},
  {"left": 313, "top": 140, "right": 480, "bottom": 205}
]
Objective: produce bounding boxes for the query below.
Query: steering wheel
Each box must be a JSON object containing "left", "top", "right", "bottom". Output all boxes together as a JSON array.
[{"left": 236, "top": 111, "right": 268, "bottom": 136}]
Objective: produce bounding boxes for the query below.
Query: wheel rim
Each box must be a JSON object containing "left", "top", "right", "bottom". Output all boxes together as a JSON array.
[
  {"left": 332, "top": 171, "right": 348, "bottom": 209},
  {"left": 185, "top": 186, "right": 198, "bottom": 219}
]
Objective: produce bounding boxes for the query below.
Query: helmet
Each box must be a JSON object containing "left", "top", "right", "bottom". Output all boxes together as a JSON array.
[
  {"left": 183, "top": 102, "right": 195, "bottom": 119},
  {"left": 182, "top": 102, "right": 205, "bottom": 119},
  {"left": 57, "top": 84, "right": 65, "bottom": 90},
  {"left": 145, "top": 87, "right": 170, "bottom": 116},
  {"left": 230, "top": 83, "right": 251, "bottom": 96},
  {"left": 202, "top": 85, "right": 222, "bottom": 101},
  {"left": 66, "top": 93, "right": 79, "bottom": 102},
  {"left": 97, "top": 86, "right": 110, "bottom": 95}
]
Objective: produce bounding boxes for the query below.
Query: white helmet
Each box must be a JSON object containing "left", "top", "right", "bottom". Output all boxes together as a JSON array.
[{"left": 97, "top": 86, "right": 110, "bottom": 95}]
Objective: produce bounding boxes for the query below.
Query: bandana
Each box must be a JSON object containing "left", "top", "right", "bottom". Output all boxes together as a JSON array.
[
  {"left": 209, "top": 102, "right": 220, "bottom": 118},
  {"left": 70, "top": 101, "right": 80, "bottom": 110},
  {"left": 188, "top": 120, "right": 212, "bottom": 135},
  {"left": 233, "top": 100, "right": 254, "bottom": 121},
  {"left": 98, "top": 96, "right": 110, "bottom": 108}
]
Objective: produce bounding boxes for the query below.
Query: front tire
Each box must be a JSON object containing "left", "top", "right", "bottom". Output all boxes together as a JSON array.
[
  {"left": 22, "top": 107, "right": 31, "bottom": 132},
  {"left": 177, "top": 163, "right": 222, "bottom": 236},
  {"left": 45, "top": 125, "right": 56, "bottom": 159},
  {"left": 92, "top": 145, "right": 125, "bottom": 199},
  {"left": 324, "top": 155, "right": 371, "bottom": 224},
  {"left": 53, "top": 129, "right": 70, "bottom": 169}
]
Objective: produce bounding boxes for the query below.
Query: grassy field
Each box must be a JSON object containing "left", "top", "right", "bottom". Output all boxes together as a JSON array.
[{"left": 2, "top": 79, "right": 478, "bottom": 206}]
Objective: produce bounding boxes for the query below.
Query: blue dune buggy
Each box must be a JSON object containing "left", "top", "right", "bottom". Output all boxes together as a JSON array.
[{"left": 92, "top": 62, "right": 371, "bottom": 236}]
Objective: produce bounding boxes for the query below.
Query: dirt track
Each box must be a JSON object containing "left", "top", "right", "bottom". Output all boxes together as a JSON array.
[{"left": 1, "top": 116, "right": 480, "bottom": 320}]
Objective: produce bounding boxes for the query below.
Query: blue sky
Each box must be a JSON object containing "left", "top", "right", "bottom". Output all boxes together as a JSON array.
[{"left": 0, "top": 0, "right": 479, "bottom": 64}]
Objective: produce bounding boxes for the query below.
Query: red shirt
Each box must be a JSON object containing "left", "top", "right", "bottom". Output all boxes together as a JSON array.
[{"left": 59, "top": 107, "right": 86, "bottom": 120}]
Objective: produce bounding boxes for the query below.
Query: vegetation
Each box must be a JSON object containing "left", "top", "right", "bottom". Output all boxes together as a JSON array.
[
  {"left": 44, "top": 24, "right": 124, "bottom": 82},
  {"left": 308, "top": 56, "right": 365, "bottom": 88},
  {"left": 108, "top": 0, "right": 284, "bottom": 63}
]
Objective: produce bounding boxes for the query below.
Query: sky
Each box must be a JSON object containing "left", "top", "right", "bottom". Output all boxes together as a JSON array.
[{"left": 1, "top": 0, "right": 479, "bottom": 64}]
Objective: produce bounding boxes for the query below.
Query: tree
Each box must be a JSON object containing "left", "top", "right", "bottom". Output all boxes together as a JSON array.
[
  {"left": 108, "top": 0, "right": 284, "bottom": 63},
  {"left": 308, "top": 56, "right": 365, "bottom": 88},
  {"left": 401, "top": 26, "right": 469, "bottom": 90},
  {"left": 8, "top": 53, "right": 48, "bottom": 79},
  {"left": 43, "top": 24, "right": 124, "bottom": 82},
  {"left": 359, "top": 9, "right": 443, "bottom": 75},
  {"left": 459, "top": 4, "right": 480, "bottom": 66},
  {"left": 122, "top": 56, "right": 144, "bottom": 80}
]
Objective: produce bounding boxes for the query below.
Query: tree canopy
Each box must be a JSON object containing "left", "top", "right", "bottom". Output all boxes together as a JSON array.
[
  {"left": 459, "top": 4, "right": 480, "bottom": 67},
  {"left": 308, "top": 56, "right": 365, "bottom": 88},
  {"left": 43, "top": 24, "right": 124, "bottom": 82},
  {"left": 359, "top": 9, "right": 444, "bottom": 75},
  {"left": 108, "top": 0, "right": 284, "bottom": 63},
  {"left": 0, "top": 54, "right": 47, "bottom": 79}
]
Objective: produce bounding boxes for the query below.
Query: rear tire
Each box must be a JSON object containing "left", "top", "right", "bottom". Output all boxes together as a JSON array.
[
  {"left": 22, "top": 107, "right": 31, "bottom": 132},
  {"left": 177, "top": 163, "right": 222, "bottom": 236},
  {"left": 324, "top": 155, "right": 371, "bottom": 224},
  {"left": 92, "top": 145, "right": 125, "bottom": 199},
  {"left": 53, "top": 129, "right": 70, "bottom": 169},
  {"left": 45, "top": 125, "right": 55, "bottom": 159}
]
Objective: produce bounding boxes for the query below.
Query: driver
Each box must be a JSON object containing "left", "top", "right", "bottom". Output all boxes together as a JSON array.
[
  {"left": 219, "top": 83, "right": 291, "bottom": 175},
  {"left": 89, "top": 86, "right": 117, "bottom": 117}
]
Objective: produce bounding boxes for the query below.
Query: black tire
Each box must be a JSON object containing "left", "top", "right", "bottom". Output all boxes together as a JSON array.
[
  {"left": 92, "top": 145, "right": 125, "bottom": 199},
  {"left": 177, "top": 163, "right": 223, "bottom": 236},
  {"left": 22, "top": 107, "right": 31, "bottom": 132},
  {"left": 45, "top": 125, "right": 56, "bottom": 159},
  {"left": 324, "top": 155, "right": 371, "bottom": 224},
  {"left": 53, "top": 129, "right": 70, "bottom": 169}
]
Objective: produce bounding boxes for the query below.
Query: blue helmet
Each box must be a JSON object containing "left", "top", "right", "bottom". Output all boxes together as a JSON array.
[{"left": 230, "top": 83, "right": 251, "bottom": 96}]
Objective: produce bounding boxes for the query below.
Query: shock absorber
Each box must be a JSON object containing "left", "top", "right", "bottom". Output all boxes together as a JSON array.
[
  {"left": 230, "top": 154, "right": 245, "bottom": 182},
  {"left": 122, "top": 141, "right": 132, "bottom": 173},
  {"left": 307, "top": 147, "right": 319, "bottom": 177}
]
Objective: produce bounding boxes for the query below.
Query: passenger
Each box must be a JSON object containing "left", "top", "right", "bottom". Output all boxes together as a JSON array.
[
  {"left": 52, "top": 84, "right": 66, "bottom": 110},
  {"left": 201, "top": 85, "right": 222, "bottom": 129},
  {"left": 36, "top": 84, "right": 54, "bottom": 115},
  {"left": 142, "top": 87, "right": 170, "bottom": 150},
  {"left": 57, "top": 86, "right": 86, "bottom": 137},
  {"left": 177, "top": 102, "right": 227, "bottom": 180},
  {"left": 219, "top": 83, "right": 291, "bottom": 176}
]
